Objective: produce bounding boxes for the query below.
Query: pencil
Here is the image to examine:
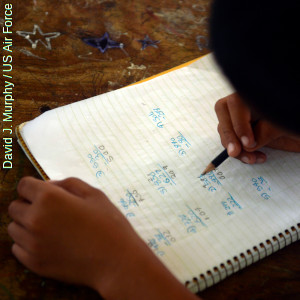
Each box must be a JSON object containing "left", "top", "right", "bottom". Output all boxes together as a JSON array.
[
  {"left": 202, "top": 120, "right": 260, "bottom": 175},
  {"left": 201, "top": 148, "right": 228, "bottom": 175}
]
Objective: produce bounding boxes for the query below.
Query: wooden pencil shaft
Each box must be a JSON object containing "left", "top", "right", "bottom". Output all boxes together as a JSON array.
[
  {"left": 208, "top": 121, "right": 259, "bottom": 171},
  {"left": 211, "top": 149, "right": 229, "bottom": 168}
]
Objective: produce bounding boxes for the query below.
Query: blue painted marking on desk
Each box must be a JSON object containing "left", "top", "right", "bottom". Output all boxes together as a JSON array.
[
  {"left": 82, "top": 32, "right": 124, "bottom": 53},
  {"left": 137, "top": 35, "right": 160, "bottom": 50}
]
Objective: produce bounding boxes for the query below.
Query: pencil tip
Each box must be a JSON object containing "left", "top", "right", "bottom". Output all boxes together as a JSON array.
[{"left": 201, "top": 163, "right": 215, "bottom": 175}]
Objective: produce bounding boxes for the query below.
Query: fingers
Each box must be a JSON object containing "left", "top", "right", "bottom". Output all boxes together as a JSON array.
[
  {"left": 215, "top": 93, "right": 255, "bottom": 157},
  {"left": 17, "top": 177, "right": 53, "bottom": 203},
  {"left": 11, "top": 243, "right": 44, "bottom": 276},
  {"left": 215, "top": 96, "right": 242, "bottom": 157},
  {"left": 215, "top": 93, "right": 283, "bottom": 164},
  {"left": 8, "top": 222, "right": 33, "bottom": 253},
  {"left": 49, "top": 177, "right": 101, "bottom": 198},
  {"left": 227, "top": 95, "right": 256, "bottom": 148},
  {"left": 14, "top": 177, "right": 86, "bottom": 232},
  {"left": 236, "top": 150, "right": 267, "bottom": 164},
  {"left": 11, "top": 243, "right": 32, "bottom": 268},
  {"left": 14, "top": 177, "right": 106, "bottom": 230},
  {"left": 8, "top": 199, "right": 31, "bottom": 226},
  {"left": 17, "top": 176, "right": 90, "bottom": 204}
]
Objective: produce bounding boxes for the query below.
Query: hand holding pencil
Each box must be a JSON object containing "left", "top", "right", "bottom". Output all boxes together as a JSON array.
[{"left": 202, "top": 93, "right": 300, "bottom": 174}]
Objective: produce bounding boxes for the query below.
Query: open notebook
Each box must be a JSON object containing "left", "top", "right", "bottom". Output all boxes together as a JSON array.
[{"left": 16, "top": 53, "right": 300, "bottom": 293}]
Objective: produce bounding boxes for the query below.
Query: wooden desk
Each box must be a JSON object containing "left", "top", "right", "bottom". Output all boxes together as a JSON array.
[{"left": 0, "top": 0, "right": 299, "bottom": 299}]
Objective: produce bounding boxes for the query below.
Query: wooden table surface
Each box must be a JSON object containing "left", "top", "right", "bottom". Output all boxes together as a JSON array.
[{"left": 0, "top": 0, "right": 299, "bottom": 299}]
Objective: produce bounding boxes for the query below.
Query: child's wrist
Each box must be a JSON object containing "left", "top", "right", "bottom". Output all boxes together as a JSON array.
[
  {"left": 93, "top": 241, "right": 199, "bottom": 300},
  {"left": 92, "top": 241, "right": 155, "bottom": 299},
  {"left": 86, "top": 237, "right": 143, "bottom": 299}
]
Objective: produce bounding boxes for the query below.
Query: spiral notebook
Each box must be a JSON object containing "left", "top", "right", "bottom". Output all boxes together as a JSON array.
[{"left": 16, "top": 53, "right": 300, "bottom": 293}]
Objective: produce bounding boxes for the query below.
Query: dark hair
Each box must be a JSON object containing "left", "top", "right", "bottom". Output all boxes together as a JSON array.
[{"left": 210, "top": 0, "right": 300, "bottom": 134}]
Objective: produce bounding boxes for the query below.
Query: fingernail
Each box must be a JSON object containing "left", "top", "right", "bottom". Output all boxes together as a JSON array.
[
  {"left": 241, "top": 156, "right": 250, "bottom": 164},
  {"left": 241, "top": 136, "right": 257, "bottom": 148},
  {"left": 227, "top": 143, "right": 235, "bottom": 156},
  {"left": 241, "top": 136, "right": 249, "bottom": 147},
  {"left": 256, "top": 157, "right": 265, "bottom": 164}
]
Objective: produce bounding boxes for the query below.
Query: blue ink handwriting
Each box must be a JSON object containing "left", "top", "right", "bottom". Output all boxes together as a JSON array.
[
  {"left": 221, "top": 193, "right": 242, "bottom": 216},
  {"left": 179, "top": 205, "right": 209, "bottom": 234},
  {"left": 149, "top": 108, "right": 165, "bottom": 128},
  {"left": 251, "top": 176, "right": 271, "bottom": 200},
  {"left": 147, "top": 229, "right": 176, "bottom": 257},
  {"left": 147, "top": 165, "right": 176, "bottom": 195},
  {"left": 170, "top": 131, "right": 191, "bottom": 156},
  {"left": 198, "top": 169, "right": 225, "bottom": 192},
  {"left": 119, "top": 189, "right": 144, "bottom": 218},
  {"left": 87, "top": 145, "right": 113, "bottom": 178}
]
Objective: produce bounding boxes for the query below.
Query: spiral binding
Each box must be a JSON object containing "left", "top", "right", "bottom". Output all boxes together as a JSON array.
[{"left": 185, "top": 223, "right": 300, "bottom": 293}]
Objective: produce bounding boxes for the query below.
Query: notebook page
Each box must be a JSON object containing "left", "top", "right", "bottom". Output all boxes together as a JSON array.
[{"left": 20, "top": 54, "right": 300, "bottom": 287}]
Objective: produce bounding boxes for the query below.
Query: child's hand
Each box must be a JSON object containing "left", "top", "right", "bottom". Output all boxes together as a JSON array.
[
  {"left": 214, "top": 93, "right": 300, "bottom": 164},
  {"left": 8, "top": 177, "right": 199, "bottom": 300},
  {"left": 8, "top": 177, "right": 140, "bottom": 296}
]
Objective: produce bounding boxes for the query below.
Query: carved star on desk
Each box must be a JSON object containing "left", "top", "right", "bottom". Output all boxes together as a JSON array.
[
  {"left": 82, "top": 32, "right": 124, "bottom": 53},
  {"left": 137, "top": 35, "right": 160, "bottom": 50},
  {"left": 16, "top": 24, "right": 61, "bottom": 50}
]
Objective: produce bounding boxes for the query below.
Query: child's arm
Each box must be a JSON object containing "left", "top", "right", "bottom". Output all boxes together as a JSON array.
[
  {"left": 8, "top": 177, "right": 201, "bottom": 300},
  {"left": 214, "top": 93, "right": 300, "bottom": 164}
]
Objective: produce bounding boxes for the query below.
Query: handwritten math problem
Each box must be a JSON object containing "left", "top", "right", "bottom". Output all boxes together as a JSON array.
[
  {"left": 148, "top": 108, "right": 193, "bottom": 158},
  {"left": 87, "top": 145, "right": 114, "bottom": 179},
  {"left": 149, "top": 108, "right": 166, "bottom": 128},
  {"left": 198, "top": 170, "right": 243, "bottom": 216},
  {"left": 170, "top": 131, "right": 191, "bottom": 156},
  {"left": 147, "top": 229, "right": 176, "bottom": 257},
  {"left": 198, "top": 169, "right": 225, "bottom": 192},
  {"left": 221, "top": 193, "right": 242, "bottom": 216},
  {"left": 119, "top": 189, "right": 144, "bottom": 218},
  {"left": 179, "top": 205, "right": 209, "bottom": 234},
  {"left": 251, "top": 176, "right": 271, "bottom": 200},
  {"left": 147, "top": 164, "right": 176, "bottom": 195}
]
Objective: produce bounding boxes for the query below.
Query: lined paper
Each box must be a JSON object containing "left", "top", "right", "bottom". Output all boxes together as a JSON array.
[{"left": 20, "top": 54, "right": 300, "bottom": 290}]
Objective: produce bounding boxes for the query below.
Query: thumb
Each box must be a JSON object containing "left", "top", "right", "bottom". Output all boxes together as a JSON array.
[{"left": 247, "top": 120, "right": 283, "bottom": 151}]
